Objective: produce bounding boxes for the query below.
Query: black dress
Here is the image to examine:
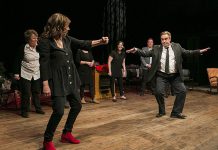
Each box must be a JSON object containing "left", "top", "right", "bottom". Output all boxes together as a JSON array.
[
  {"left": 110, "top": 50, "right": 126, "bottom": 77},
  {"left": 76, "top": 49, "right": 94, "bottom": 84}
]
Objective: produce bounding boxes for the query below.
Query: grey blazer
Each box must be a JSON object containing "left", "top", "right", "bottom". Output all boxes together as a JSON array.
[
  {"left": 140, "top": 47, "right": 152, "bottom": 70},
  {"left": 136, "top": 42, "right": 200, "bottom": 82}
]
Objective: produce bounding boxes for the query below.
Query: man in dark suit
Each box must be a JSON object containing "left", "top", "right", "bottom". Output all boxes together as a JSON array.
[
  {"left": 127, "top": 31, "right": 209, "bottom": 119},
  {"left": 140, "top": 38, "right": 154, "bottom": 96}
]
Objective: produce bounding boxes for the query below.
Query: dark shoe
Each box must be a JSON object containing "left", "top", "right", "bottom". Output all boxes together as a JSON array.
[
  {"left": 156, "top": 113, "right": 166, "bottom": 118},
  {"left": 21, "top": 113, "right": 29, "bottom": 118},
  {"left": 164, "top": 94, "right": 168, "bottom": 98},
  {"left": 61, "top": 132, "right": 80, "bottom": 144},
  {"left": 144, "top": 89, "right": 151, "bottom": 94},
  {"left": 36, "top": 109, "right": 45, "bottom": 114},
  {"left": 92, "top": 99, "right": 100, "bottom": 104},
  {"left": 170, "top": 113, "right": 187, "bottom": 119},
  {"left": 43, "top": 141, "right": 56, "bottom": 150},
  {"left": 65, "top": 102, "right": 70, "bottom": 108}
]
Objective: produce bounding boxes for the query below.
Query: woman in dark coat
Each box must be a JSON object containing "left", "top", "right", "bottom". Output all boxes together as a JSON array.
[{"left": 37, "top": 13, "right": 109, "bottom": 150}]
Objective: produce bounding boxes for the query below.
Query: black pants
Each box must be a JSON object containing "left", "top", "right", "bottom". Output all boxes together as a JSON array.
[
  {"left": 80, "top": 78, "right": 94, "bottom": 99},
  {"left": 154, "top": 72, "right": 186, "bottom": 115},
  {"left": 110, "top": 76, "right": 124, "bottom": 97},
  {"left": 141, "top": 69, "right": 156, "bottom": 93},
  {"left": 20, "top": 77, "right": 41, "bottom": 114},
  {"left": 44, "top": 93, "right": 82, "bottom": 142}
]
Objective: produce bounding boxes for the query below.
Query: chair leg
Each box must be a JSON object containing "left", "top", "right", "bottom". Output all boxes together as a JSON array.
[
  {"left": 5, "top": 93, "right": 9, "bottom": 108},
  {"left": 13, "top": 92, "right": 18, "bottom": 109}
]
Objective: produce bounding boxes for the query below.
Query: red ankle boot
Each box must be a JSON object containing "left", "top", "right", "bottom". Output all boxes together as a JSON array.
[
  {"left": 43, "top": 141, "right": 56, "bottom": 150},
  {"left": 61, "top": 132, "right": 80, "bottom": 144}
]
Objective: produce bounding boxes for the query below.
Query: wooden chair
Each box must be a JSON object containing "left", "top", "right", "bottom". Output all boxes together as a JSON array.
[
  {"left": 207, "top": 68, "right": 218, "bottom": 94},
  {"left": 0, "top": 89, "right": 20, "bottom": 109},
  {"left": 0, "top": 77, "right": 21, "bottom": 109},
  {"left": 125, "top": 65, "right": 141, "bottom": 91}
]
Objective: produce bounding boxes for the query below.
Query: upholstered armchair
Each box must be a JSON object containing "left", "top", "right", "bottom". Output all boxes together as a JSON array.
[{"left": 207, "top": 68, "right": 218, "bottom": 94}]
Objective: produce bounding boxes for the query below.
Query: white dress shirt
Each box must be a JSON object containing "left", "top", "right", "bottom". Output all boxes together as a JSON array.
[
  {"left": 148, "top": 48, "right": 152, "bottom": 64},
  {"left": 159, "top": 45, "right": 177, "bottom": 74}
]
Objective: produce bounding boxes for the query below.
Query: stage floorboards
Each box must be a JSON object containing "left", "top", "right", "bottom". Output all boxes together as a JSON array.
[{"left": 0, "top": 90, "right": 218, "bottom": 150}]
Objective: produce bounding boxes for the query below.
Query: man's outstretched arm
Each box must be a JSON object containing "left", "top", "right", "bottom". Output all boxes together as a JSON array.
[{"left": 126, "top": 47, "right": 152, "bottom": 57}]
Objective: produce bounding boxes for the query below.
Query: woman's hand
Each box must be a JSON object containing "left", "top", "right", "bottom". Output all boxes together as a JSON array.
[
  {"left": 87, "top": 62, "right": 93, "bottom": 67},
  {"left": 42, "top": 81, "right": 51, "bottom": 96},
  {"left": 43, "top": 85, "right": 51, "bottom": 97},
  {"left": 101, "top": 37, "right": 109, "bottom": 44},
  {"left": 14, "top": 74, "right": 20, "bottom": 80},
  {"left": 126, "top": 47, "right": 137, "bottom": 53}
]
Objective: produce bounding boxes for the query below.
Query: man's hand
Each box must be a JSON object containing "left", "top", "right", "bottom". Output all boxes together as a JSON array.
[
  {"left": 200, "top": 47, "right": 210, "bottom": 53},
  {"left": 126, "top": 47, "right": 137, "bottom": 53},
  {"left": 146, "top": 64, "right": 151, "bottom": 69}
]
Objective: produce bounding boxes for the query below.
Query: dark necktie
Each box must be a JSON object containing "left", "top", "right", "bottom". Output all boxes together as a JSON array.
[{"left": 165, "top": 47, "right": 169, "bottom": 74}]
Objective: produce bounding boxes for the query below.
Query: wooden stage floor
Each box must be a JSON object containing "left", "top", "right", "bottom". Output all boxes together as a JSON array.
[{"left": 0, "top": 90, "right": 218, "bottom": 150}]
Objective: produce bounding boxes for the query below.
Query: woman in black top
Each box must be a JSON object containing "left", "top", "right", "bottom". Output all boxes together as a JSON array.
[
  {"left": 108, "top": 41, "right": 127, "bottom": 102},
  {"left": 76, "top": 49, "right": 99, "bottom": 104},
  {"left": 37, "top": 13, "right": 109, "bottom": 150}
]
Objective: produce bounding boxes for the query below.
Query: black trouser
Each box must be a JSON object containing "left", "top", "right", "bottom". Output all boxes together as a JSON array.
[
  {"left": 110, "top": 76, "right": 124, "bottom": 97},
  {"left": 80, "top": 78, "right": 94, "bottom": 99},
  {"left": 141, "top": 69, "right": 149, "bottom": 93},
  {"left": 44, "top": 93, "right": 82, "bottom": 142},
  {"left": 147, "top": 77, "right": 156, "bottom": 93},
  {"left": 20, "top": 77, "right": 41, "bottom": 114},
  {"left": 154, "top": 72, "right": 186, "bottom": 115},
  {"left": 141, "top": 69, "right": 156, "bottom": 93}
]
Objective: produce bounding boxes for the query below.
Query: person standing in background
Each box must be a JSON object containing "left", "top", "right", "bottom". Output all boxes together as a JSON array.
[
  {"left": 139, "top": 38, "right": 155, "bottom": 96},
  {"left": 108, "top": 41, "right": 127, "bottom": 102},
  {"left": 76, "top": 49, "right": 100, "bottom": 104},
  {"left": 14, "top": 29, "right": 45, "bottom": 118}
]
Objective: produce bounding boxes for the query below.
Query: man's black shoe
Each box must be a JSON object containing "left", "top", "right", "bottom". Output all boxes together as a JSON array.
[
  {"left": 156, "top": 113, "right": 166, "bottom": 118},
  {"left": 21, "top": 113, "right": 29, "bottom": 118},
  {"left": 170, "top": 113, "right": 186, "bottom": 119},
  {"left": 36, "top": 109, "right": 45, "bottom": 114}
]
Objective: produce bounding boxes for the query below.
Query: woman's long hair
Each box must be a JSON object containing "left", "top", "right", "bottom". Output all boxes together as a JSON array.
[
  {"left": 40, "top": 13, "right": 71, "bottom": 39},
  {"left": 115, "top": 41, "right": 125, "bottom": 52}
]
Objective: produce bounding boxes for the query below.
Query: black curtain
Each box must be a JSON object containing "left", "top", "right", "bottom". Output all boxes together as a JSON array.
[{"left": 102, "top": 0, "right": 126, "bottom": 58}]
